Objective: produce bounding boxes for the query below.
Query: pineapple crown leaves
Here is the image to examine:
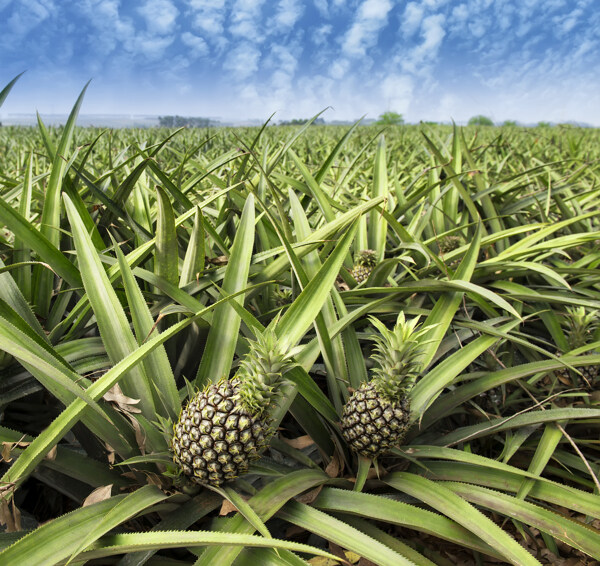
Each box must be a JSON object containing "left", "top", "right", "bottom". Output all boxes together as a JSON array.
[
  {"left": 367, "top": 313, "right": 431, "bottom": 400},
  {"left": 236, "top": 327, "right": 299, "bottom": 417},
  {"left": 563, "top": 306, "right": 600, "bottom": 350}
]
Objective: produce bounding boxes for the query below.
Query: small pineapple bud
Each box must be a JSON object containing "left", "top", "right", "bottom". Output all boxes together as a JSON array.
[
  {"left": 437, "top": 235, "right": 464, "bottom": 254},
  {"left": 274, "top": 286, "right": 292, "bottom": 306},
  {"left": 351, "top": 249, "right": 378, "bottom": 283},
  {"left": 554, "top": 307, "right": 600, "bottom": 388},
  {"left": 562, "top": 306, "right": 599, "bottom": 351}
]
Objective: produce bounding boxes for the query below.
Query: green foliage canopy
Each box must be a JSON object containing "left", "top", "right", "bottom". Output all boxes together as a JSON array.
[
  {"left": 468, "top": 115, "right": 494, "bottom": 126},
  {"left": 375, "top": 111, "right": 404, "bottom": 125}
]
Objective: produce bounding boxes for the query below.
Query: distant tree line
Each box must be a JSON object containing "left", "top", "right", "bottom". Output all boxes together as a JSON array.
[
  {"left": 158, "top": 115, "right": 218, "bottom": 128},
  {"left": 278, "top": 118, "right": 325, "bottom": 126},
  {"left": 375, "top": 112, "right": 404, "bottom": 126}
]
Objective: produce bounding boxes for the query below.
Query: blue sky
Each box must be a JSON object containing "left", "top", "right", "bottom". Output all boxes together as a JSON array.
[{"left": 1, "top": 0, "right": 599, "bottom": 125}]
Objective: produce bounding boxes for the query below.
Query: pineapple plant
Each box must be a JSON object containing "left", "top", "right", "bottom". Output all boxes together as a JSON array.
[
  {"left": 351, "top": 249, "right": 377, "bottom": 283},
  {"left": 172, "top": 329, "right": 296, "bottom": 486},
  {"left": 341, "top": 313, "right": 428, "bottom": 459},
  {"left": 555, "top": 306, "right": 600, "bottom": 387}
]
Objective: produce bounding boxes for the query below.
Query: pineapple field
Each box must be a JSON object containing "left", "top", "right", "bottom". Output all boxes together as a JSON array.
[{"left": 1, "top": 75, "right": 600, "bottom": 565}]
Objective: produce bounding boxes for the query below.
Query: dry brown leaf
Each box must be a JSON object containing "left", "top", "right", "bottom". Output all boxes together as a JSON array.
[
  {"left": 1, "top": 441, "right": 31, "bottom": 463},
  {"left": 105, "top": 442, "right": 116, "bottom": 465},
  {"left": 295, "top": 485, "right": 323, "bottom": 505},
  {"left": 219, "top": 499, "right": 238, "bottom": 516},
  {"left": 1, "top": 443, "right": 12, "bottom": 463},
  {"left": 103, "top": 384, "right": 141, "bottom": 413},
  {"left": 0, "top": 499, "right": 21, "bottom": 532},
  {"left": 45, "top": 445, "right": 57, "bottom": 461},
  {"left": 129, "top": 415, "right": 147, "bottom": 455},
  {"left": 335, "top": 275, "right": 350, "bottom": 292},
  {"left": 83, "top": 484, "right": 113, "bottom": 507},
  {"left": 145, "top": 472, "right": 165, "bottom": 488},
  {"left": 120, "top": 471, "right": 139, "bottom": 482},
  {"left": 557, "top": 373, "right": 572, "bottom": 386},
  {"left": 328, "top": 542, "right": 350, "bottom": 564},
  {"left": 325, "top": 453, "right": 341, "bottom": 478},
  {"left": 206, "top": 255, "right": 228, "bottom": 265},
  {"left": 281, "top": 435, "right": 315, "bottom": 450}
]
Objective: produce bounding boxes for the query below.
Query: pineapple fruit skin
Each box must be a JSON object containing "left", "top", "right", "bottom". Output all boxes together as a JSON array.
[
  {"left": 172, "top": 379, "right": 269, "bottom": 487},
  {"left": 437, "top": 235, "right": 464, "bottom": 254},
  {"left": 555, "top": 359, "right": 599, "bottom": 387},
  {"left": 351, "top": 264, "right": 372, "bottom": 284},
  {"left": 341, "top": 382, "right": 411, "bottom": 459},
  {"left": 351, "top": 250, "right": 377, "bottom": 283}
]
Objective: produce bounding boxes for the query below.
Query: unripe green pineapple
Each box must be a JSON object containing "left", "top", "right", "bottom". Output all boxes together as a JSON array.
[
  {"left": 437, "top": 235, "right": 464, "bottom": 254},
  {"left": 351, "top": 249, "right": 377, "bottom": 283},
  {"left": 341, "top": 313, "right": 428, "bottom": 459},
  {"left": 556, "top": 307, "right": 599, "bottom": 387},
  {"left": 172, "top": 329, "right": 296, "bottom": 486}
]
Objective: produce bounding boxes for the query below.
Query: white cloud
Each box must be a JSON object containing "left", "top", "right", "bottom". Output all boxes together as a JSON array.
[
  {"left": 495, "top": 1, "right": 515, "bottom": 31},
  {"left": 229, "top": 0, "right": 266, "bottom": 42},
  {"left": 181, "top": 31, "right": 209, "bottom": 58},
  {"left": 469, "top": 18, "right": 487, "bottom": 38},
  {"left": 268, "top": 44, "right": 298, "bottom": 84},
  {"left": 329, "top": 58, "right": 350, "bottom": 79},
  {"left": 380, "top": 74, "right": 414, "bottom": 113},
  {"left": 76, "top": 0, "right": 135, "bottom": 57},
  {"left": 223, "top": 41, "right": 261, "bottom": 79},
  {"left": 342, "top": 0, "right": 393, "bottom": 57},
  {"left": 313, "top": 0, "right": 329, "bottom": 18},
  {"left": 270, "top": 0, "right": 303, "bottom": 33},
  {"left": 6, "top": 0, "right": 54, "bottom": 37},
  {"left": 423, "top": 0, "right": 450, "bottom": 8},
  {"left": 573, "top": 38, "right": 597, "bottom": 60},
  {"left": 127, "top": 33, "right": 175, "bottom": 60},
  {"left": 311, "top": 23, "right": 332, "bottom": 46},
  {"left": 451, "top": 3, "right": 468, "bottom": 23},
  {"left": 402, "top": 2, "right": 424, "bottom": 37},
  {"left": 553, "top": 6, "right": 584, "bottom": 35},
  {"left": 402, "top": 13, "right": 445, "bottom": 74},
  {"left": 186, "top": 0, "right": 227, "bottom": 36},
  {"left": 138, "top": 0, "right": 179, "bottom": 35}
]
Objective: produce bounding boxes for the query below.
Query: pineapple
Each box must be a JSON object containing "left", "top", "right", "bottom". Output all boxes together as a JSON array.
[
  {"left": 351, "top": 249, "right": 377, "bottom": 283},
  {"left": 556, "top": 307, "right": 599, "bottom": 387},
  {"left": 437, "top": 235, "right": 464, "bottom": 254},
  {"left": 274, "top": 286, "right": 293, "bottom": 307},
  {"left": 341, "top": 313, "right": 428, "bottom": 459},
  {"left": 172, "top": 329, "right": 296, "bottom": 486}
]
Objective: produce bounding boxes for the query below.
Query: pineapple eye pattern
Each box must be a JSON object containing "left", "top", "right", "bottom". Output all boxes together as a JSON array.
[{"left": 172, "top": 379, "right": 269, "bottom": 486}]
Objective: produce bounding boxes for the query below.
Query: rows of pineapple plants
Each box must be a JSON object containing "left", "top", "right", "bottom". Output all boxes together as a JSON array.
[{"left": 0, "top": 74, "right": 599, "bottom": 564}]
